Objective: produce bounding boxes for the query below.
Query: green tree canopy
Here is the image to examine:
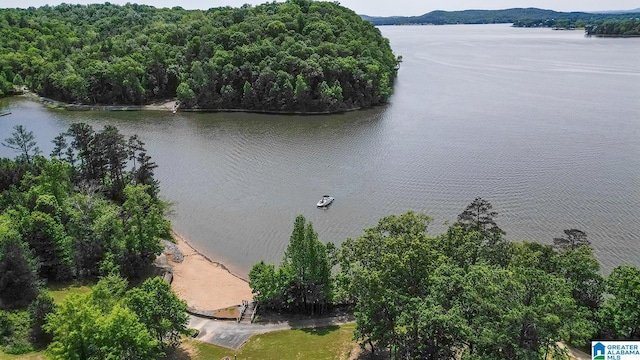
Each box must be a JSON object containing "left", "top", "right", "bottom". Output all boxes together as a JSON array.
[
  {"left": 45, "top": 292, "right": 160, "bottom": 360},
  {"left": 125, "top": 277, "right": 189, "bottom": 349},
  {"left": 0, "top": 123, "right": 167, "bottom": 294},
  {"left": 249, "top": 214, "right": 334, "bottom": 314},
  {"left": 0, "top": 215, "right": 40, "bottom": 309},
  {"left": 599, "top": 266, "right": 640, "bottom": 339},
  {"left": 0, "top": 1, "right": 400, "bottom": 113},
  {"left": 342, "top": 211, "right": 452, "bottom": 358},
  {"left": 342, "top": 204, "right": 598, "bottom": 359},
  {"left": 45, "top": 274, "right": 187, "bottom": 359}
]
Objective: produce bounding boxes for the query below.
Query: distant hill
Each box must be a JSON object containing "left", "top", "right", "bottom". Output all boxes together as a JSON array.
[{"left": 360, "top": 8, "right": 640, "bottom": 27}]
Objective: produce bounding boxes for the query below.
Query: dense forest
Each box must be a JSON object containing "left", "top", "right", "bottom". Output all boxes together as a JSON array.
[
  {"left": 250, "top": 200, "right": 640, "bottom": 359},
  {"left": 0, "top": 1, "right": 400, "bottom": 113},
  {"left": 362, "top": 7, "right": 640, "bottom": 30},
  {"left": 0, "top": 124, "right": 190, "bottom": 357}
]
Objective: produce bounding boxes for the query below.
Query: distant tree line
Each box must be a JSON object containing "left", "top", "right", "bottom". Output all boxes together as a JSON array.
[
  {"left": 0, "top": 124, "right": 188, "bottom": 357},
  {"left": 363, "top": 8, "right": 635, "bottom": 26},
  {"left": 363, "top": 8, "right": 565, "bottom": 25},
  {"left": 250, "top": 198, "right": 640, "bottom": 359},
  {"left": 0, "top": 0, "right": 400, "bottom": 113}
]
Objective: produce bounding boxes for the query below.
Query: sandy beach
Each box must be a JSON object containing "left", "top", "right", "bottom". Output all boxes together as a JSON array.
[{"left": 165, "top": 232, "right": 254, "bottom": 311}]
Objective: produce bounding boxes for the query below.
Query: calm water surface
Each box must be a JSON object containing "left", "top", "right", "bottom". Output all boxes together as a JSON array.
[{"left": 1, "top": 24, "right": 639, "bottom": 276}]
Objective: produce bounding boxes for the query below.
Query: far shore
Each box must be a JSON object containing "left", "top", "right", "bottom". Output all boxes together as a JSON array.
[{"left": 163, "top": 230, "right": 254, "bottom": 312}]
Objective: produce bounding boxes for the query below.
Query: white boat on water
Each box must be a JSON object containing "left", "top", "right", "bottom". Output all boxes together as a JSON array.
[{"left": 316, "top": 195, "right": 334, "bottom": 208}]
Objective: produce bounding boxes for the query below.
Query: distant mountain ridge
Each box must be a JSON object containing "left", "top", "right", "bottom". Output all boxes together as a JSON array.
[{"left": 360, "top": 8, "right": 640, "bottom": 26}]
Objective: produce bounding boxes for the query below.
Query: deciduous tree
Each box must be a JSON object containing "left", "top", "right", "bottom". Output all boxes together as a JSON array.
[
  {"left": 599, "top": 266, "right": 640, "bottom": 339},
  {"left": 249, "top": 215, "right": 334, "bottom": 314},
  {"left": 249, "top": 260, "right": 286, "bottom": 309},
  {"left": 45, "top": 291, "right": 160, "bottom": 360},
  {"left": 125, "top": 277, "right": 189, "bottom": 349},
  {"left": 120, "top": 184, "right": 169, "bottom": 278},
  {"left": 344, "top": 211, "right": 455, "bottom": 358}
]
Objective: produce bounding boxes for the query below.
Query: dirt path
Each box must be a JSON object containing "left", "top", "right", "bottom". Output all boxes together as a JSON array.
[{"left": 559, "top": 343, "right": 591, "bottom": 360}]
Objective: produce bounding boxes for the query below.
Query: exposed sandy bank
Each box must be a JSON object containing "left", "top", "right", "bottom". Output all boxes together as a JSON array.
[{"left": 166, "top": 232, "right": 254, "bottom": 311}]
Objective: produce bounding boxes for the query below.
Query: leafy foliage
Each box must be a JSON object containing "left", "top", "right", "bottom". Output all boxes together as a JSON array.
[
  {"left": 342, "top": 211, "right": 457, "bottom": 359},
  {"left": 0, "top": 217, "right": 40, "bottom": 310},
  {"left": 249, "top": 260, "right": 287, "bottom": 309},
  {"left": 457, "top": 197, "right": 503, "bottom": 235},
  {"left": 0, "top": 123, "right": 184, "bottom": 355},
  {"left": 281, "top": 215, "right": 332, "bottom": 313},
  {"left": 0, "top": 1, "right": 399, "bottom": 112},
  {"left": 119, "top": 184, "right": 170, "bottom": 278},
  {"left": 249, "top": 215, "right": 334, "bottom": 314},
  {"left": 585, "top": 18, "right": 640, "bottom": 36},
  {"left": 125, "top": 277, "right": 189, "bottom": 349},
  {"left": 45, "top": 275, "right": 187, "bottom": 359},
  {"left": 598, "top": 266, "right": 640, "bottom": 339},
  {"left": 2, "top": 118, "right": 636, "bottom": 358},
  {"left": 28, "top": 292, "right": 55, "bottom": 347},
  {"left": 453, "top": 197, "right": 509, "bottom": 266},
  {"left": 245, "top": 198, "right": 635, "bottom": 358},
  {"left": 45, "top": 286, "right": 160, "bottom": 360},
  {"left": 0, "top": 123, "right": 168, "bottom": 312},
  {"left": 0, "top": 309, "right": 34, "bottom": 354},
  {"left": 341, "top": 200, "right": 604, "bottom": 359}
]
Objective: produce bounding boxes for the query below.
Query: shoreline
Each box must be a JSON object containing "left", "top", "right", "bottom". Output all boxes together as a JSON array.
[
  {"left": 164, "top": 230, "right": 254, "bottom": 312},
  {"left": 170, "top": 230, "right": 249, "bottom": 282},
  {"left": 19, "top": 92, "right": 367, "bottom": 115},
  {"left": 21, "top": 91, "right": 178, "bottom": 112}
]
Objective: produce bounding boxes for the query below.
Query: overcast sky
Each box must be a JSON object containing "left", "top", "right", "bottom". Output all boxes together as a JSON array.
[{"left": 2, "top": 0, "right": 639, "bottom": 16}]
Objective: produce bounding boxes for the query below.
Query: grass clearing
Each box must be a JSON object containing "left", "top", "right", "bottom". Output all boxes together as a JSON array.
[
  {"left": 180, "top": 323, "right": 357, "bottom": 360},
  {"left": 211, "top": 305, "right": 240, "bottom": 320},
  {"left": 7, "top": 282, "right": 357, "bottom": 359},
  {"left": 0, "top": 351, "right": 47, "bottom": 360},
  {"left": 47, "top": 282, "right": 92, "bottom": 304}
]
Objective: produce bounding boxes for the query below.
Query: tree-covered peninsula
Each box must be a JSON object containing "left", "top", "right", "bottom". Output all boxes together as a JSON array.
[
  {"left": 585, "top": 18, "right": 640, "bottom": 36},
  {"left": 0, "top": 1, "right": 400, "bottom": 113}
]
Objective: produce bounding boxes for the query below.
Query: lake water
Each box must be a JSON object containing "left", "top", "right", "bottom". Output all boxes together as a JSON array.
[{"left": 1, "top": 24, "right": 639, "bottom": 277}]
